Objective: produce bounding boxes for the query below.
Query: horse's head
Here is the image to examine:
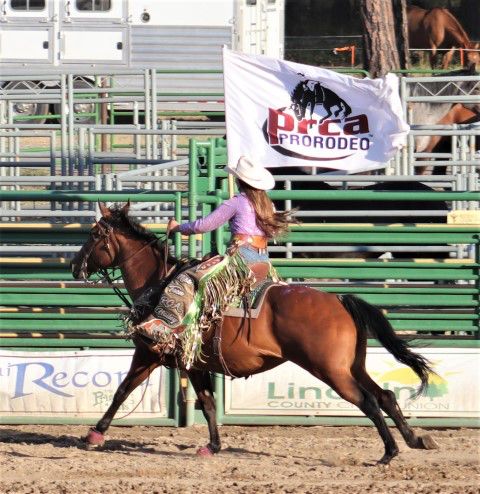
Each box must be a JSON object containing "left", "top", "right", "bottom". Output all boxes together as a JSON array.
[
  {"left": 460, "top": 64, "right": 480, "bottom": 113},
  {"left": 71, "top": 202, "right": 132, "bottom": 280},
  {"left": 465, "top": 43, "right": 480, "bottom": 70}
]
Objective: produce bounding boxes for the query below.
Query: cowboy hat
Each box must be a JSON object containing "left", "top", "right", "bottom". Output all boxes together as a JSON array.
[{"left": 225, "top": 156, "right": 275, "bottom": 191}]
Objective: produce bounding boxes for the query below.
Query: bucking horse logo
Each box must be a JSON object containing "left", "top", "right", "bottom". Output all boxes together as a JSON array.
[{"left": 290, "top": 75, "right": 352, "bottom": 122}]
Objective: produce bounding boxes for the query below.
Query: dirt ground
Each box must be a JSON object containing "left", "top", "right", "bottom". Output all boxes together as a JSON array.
[{"left": 0, "top": 425, "right": 478, "bottom": 494}]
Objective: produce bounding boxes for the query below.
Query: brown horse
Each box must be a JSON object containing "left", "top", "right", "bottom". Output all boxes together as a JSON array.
[
  {"left": 70, "top": 202, "right": 439, "bottom": 465},
  {"left": 407, "top": 5, "right": 480, "bottom": 69},
  {"left": 417, "top": 103, "right": 479, "bottom": 175}
]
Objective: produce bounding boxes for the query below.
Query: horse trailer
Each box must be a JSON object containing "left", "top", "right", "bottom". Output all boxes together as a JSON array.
[{"left": 0, "top": 0, "right": 285, "bottom": 121}]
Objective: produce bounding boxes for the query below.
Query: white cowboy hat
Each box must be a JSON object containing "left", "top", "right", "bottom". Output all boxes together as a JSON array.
[{"left": 225, "top": 156, "right": 275, "bottom": 191}]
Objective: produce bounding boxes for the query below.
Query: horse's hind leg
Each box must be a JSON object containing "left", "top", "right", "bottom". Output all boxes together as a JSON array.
[
  {"left": 321, "top": 369, "right": 399, "bottom": 464},
  {"left": 353, "top": 367, "right": 438, "bottom": 450},
  {"left": 188, "top": 370, "right": 221, "bottom": 455},
  {"left": 85, "top": 346, "right": 160, "bottom": 446}
]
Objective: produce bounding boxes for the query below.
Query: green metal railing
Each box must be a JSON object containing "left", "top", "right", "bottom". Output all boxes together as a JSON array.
[
  {"left": 184, "top": 137, "right": 480, "bottom": 428},
  {"left": 1, "top": 136, "right": 479, "bottom": 427}
]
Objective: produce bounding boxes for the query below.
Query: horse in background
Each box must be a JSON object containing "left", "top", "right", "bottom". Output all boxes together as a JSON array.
[
  {"left": 407, "top": 5, "right": 480, "bottom": 69},
  {"left": 416, "top": 103, "right": 479, "bottom": 175},
  {"left": 409, "top": 67, "right": 480, "bottom": 172}
]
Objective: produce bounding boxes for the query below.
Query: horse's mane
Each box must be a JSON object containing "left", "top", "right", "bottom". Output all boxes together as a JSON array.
[
  {"left": 291, "top": 81, "right": 306, "bottom": 100},
  {"left": 108, "top": 205, "right": 178, "bottom": 264}
]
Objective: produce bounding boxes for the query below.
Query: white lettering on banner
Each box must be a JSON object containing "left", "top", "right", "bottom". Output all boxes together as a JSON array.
[
  {"left": 223, "top": 47, "right": 410, "bottom": 173},
  {"left": 225, "top": 347, "right": 480, "bottom": 418},
  {"left": 0, "top": 350, "right": 167, "bottom": 418}
]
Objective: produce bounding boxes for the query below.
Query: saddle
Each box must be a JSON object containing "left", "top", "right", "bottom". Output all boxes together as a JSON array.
[
  {"left": 127, "top": 253, "right": 277, "bottom": 367},
  {"left": 224, "top": 278, "right": 280, "bottom": 319}
]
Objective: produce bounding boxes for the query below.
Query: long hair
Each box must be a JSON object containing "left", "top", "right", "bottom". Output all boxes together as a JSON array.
[{"left": 237, "top": 180, "right": 297, "bottom": 239}]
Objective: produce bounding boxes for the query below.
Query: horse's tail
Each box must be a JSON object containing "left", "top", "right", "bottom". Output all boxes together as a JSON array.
[{"left": 339, "top": 294, "right": 434, "bottom": 398}]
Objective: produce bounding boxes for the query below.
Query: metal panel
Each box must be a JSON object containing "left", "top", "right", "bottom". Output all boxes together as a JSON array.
[
  {"left": 128, "top": 0, "right": 234, "bottom": 27},
  {"left": 265, "top": 0, "right": 285, "bottom": 58},
  {"left": 1, "top": 0, "right": 52, "bottom": 21},
  {"left": 60, "top": 29, "right": 126, "bottom": 63},
  {"left": 0, "top": 27, "right": 52, "bottom": 63},
  {"left": 130, "top": 25, "right": 232, "bottom": 69},
  {"left": 59, "top": 0, "right": 125, "bottom": 24}
]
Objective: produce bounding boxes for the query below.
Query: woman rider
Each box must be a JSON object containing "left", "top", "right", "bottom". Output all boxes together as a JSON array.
[
  {"left": 168, "top": 155, "right": 291, "bottom": 263},
  {"left": 131, "top": 156, "right": 295, "bottom": 367}
]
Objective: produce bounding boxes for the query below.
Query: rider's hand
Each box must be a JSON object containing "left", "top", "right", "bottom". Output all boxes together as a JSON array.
[{"left": 168, "top": 218, "right": 180, "bottom": 233}]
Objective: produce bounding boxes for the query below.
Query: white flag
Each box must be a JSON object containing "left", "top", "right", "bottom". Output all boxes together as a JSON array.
[{"left": 223, "top": 47, "right": 410, "bottom": 173}]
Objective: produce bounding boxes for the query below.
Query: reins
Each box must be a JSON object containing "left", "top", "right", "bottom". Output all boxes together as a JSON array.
[
  {"left": 91, "top": 219, "right": 173, "bottom": 422},
  {"left": 100, "top": 227, "right": 173, "bottom": 309},
  {"left": 82, "top": 217, "right": 173, "bottom": 310},
  {"left": 98, "top": 268, "right": 133, "bottom": 309}
]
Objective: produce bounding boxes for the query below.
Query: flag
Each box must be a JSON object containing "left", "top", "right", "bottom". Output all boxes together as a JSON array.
[{"left": 223, "top": 47, "right": 409, "bottom": 173}]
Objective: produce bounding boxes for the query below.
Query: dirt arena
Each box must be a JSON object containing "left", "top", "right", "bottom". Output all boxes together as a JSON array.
[{"left": 0, "top": 424, "right": 478, "bottom": 494}]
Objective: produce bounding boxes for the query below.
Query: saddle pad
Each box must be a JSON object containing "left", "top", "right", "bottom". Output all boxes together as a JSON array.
[{"left": 224, "top": 281, "right": 284, "bottom": 319}]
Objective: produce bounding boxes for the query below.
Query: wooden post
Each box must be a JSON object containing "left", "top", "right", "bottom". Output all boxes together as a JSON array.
[
  {"left": 360, "top": 0, "right": 400, "bottom": 77},
  {"left": 392, "top": 0, "right": 410, "bottom": 71}
]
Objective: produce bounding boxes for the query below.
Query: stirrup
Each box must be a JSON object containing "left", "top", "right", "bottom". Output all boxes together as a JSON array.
[
  {"left": 137, "top": 318, "right": 166, "bottom": 333},
  {"left": 136, "top": 318, "right": 179, "bottom": 355}
]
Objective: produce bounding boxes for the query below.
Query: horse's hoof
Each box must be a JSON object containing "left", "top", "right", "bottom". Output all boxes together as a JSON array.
[
  {"left": 376, "top": 447, "right": 398, "bottom": 466},
  {"left": 376, "top": 456, "right": 392, "bottom": 466},
  {"left": 196, "top": 445, "right": 214, "bottom": 457},
  {"left": 420, "top": 434, "right": 439, "bottom": 450},
  {"left": 84, "top": 427, "right": 105, "bottom": 448}
]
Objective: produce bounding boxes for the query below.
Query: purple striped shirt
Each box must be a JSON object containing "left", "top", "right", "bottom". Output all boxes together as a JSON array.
[{"left": 178, "top": 193, "right": 265, "bottom": 236}]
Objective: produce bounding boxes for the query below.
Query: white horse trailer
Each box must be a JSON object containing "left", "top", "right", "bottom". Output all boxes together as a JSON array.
[{"left": 0, "top": 0, "right": 285, "bottom": 120}]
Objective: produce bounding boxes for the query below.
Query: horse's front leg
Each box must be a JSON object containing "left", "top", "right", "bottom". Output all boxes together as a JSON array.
[
  {"left": 319, "top": 108, "right": 333, "bottom": 123},
  {"left": 187, "top": 370, "right": 221, "bottom": 456},
  {"left": 429, "top": 45, "right": 438, "bottom": 69},
  {"left": 84, "top": 346, "right": 160, "bottom": 447},
  {"left": 442, "top": 48, "right": 455, "bottom": 69}
]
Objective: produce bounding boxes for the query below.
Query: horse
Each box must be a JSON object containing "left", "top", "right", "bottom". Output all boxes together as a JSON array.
[
  {"left": 416, "top": 103, "right": 479, "bottom": 175},
  {"left": 409, "top": 66, "right": 480, "bottom": 158},
  {"left": 407, "top": 5, "right": 480, "bottom": 69},
  {"left": 290, "top": 80, "right": 352, "bottom": 122},
  {"left": 70, "top": 202, "right": 439, "bottom": 465}
]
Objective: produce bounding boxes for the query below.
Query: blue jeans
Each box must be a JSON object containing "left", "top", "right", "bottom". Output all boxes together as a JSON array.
[{"left": 238, "top": 245, "right": 269, "bottom": 264}]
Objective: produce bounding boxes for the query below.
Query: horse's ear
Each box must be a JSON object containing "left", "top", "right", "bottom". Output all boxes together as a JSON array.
[
  {"left": 122, "top": 200, "right": 130, "bottom": 216},
  {"left": 98, "top": 201, "right": 110, "bottom": 218}
]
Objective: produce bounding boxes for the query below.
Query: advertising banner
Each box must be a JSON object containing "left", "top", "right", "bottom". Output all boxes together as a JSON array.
[
  {"left": 0, "top": 350, "right": 168, "bottom": 419},
  {"left": 223, "top": 47, "right": 409, "bottom": 173},
  {"left": 225, "top": 347, "right": 479, "bottom": 418}
]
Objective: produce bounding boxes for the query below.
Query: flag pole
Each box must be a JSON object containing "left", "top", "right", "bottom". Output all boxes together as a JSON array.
[
  {"left": 228, "top": 174, "right": 235, "bottom": 198},
  {"left": 223, "top": 45, "right": 235, "bottom": 199}
]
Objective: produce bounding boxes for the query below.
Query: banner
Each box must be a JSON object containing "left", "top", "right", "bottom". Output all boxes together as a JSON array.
[
  {"left": 225, "top": 347, "right": 480, "bottom": 418},
  {"left": 223, "top": 47, "right": 410, "bottom": 173},
  {"left": 0, "top": 350, "right": 168, "bottom": 419}
]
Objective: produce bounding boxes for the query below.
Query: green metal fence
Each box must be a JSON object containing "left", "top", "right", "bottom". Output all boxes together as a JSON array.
[
  {"left": 185, "top": 137, "right": 479, "bottom": 427},
  {"left": 0, "top": 195, "right": 184, "bottom": 426},
  {"left": 1, "top": 137, "right": 479, "bottom": 426}
]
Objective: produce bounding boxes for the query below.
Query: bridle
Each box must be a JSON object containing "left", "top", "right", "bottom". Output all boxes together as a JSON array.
[{"left": 79, "top": 217, "right": 172, "bottom": 308}]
